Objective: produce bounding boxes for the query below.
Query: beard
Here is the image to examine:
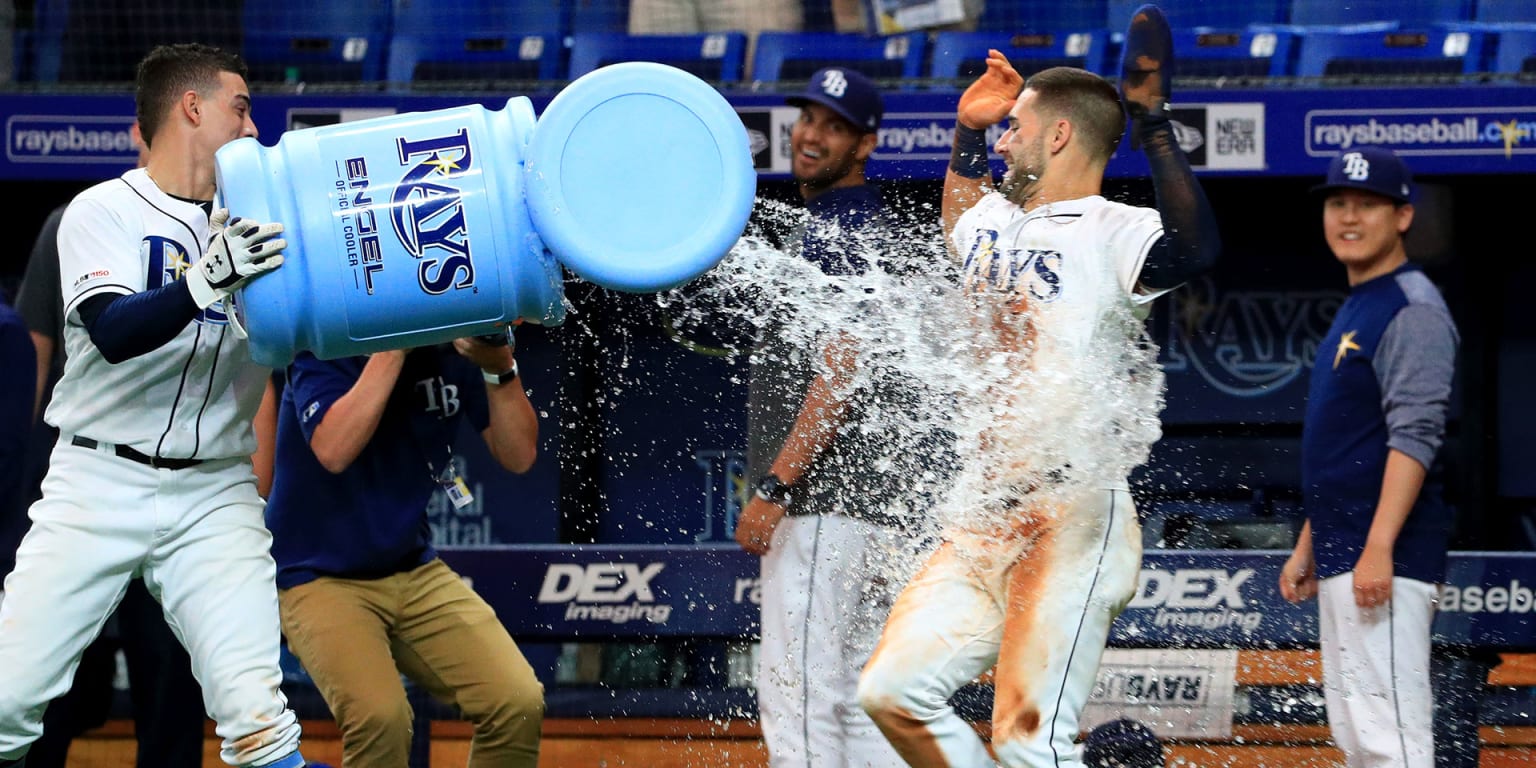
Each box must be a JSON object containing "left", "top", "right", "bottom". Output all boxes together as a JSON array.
[
  {"left": 998, "top": 135, "right": 1045, "bottom": 209},
  {"left": 794, "top": 149, "right": 859, "bottom": 193}
]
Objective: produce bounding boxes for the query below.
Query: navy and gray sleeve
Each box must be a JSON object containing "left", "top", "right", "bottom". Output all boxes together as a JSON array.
[
  {"left": 1135, "top": 118, "right": 1222, "bottom": 291},
  {"left": 1374, "top": 301, "right": 1459, "bottom": 470}
]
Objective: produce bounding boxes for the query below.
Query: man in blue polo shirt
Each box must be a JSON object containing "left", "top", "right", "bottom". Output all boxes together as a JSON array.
[
  {"left": 1279, "top": 146, "right": 1458, "bottom": 768},
  {"left": 260, "top": 330, "right": 544, "bottom": 767}
]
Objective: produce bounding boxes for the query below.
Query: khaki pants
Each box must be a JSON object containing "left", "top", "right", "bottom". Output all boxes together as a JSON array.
[{"left": 280, "top": 559, "right": 543, "bottom": 768}]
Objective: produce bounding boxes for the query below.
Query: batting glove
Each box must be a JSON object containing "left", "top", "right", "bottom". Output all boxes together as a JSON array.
[
  {"left": 185, "top": 208, "right": 287, "bottom": 309},
  {"left": 1118, "top": 3, "right": 1176, "bottom": 149}
]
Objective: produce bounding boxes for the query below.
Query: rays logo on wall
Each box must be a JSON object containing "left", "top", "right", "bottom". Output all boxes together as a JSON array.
[
  {"left": 1160, "top": 277, "right": 1342, "bottom": 397},
  {"left": 144, "top": 235, "right": 226, "bottom": 325},
  {"left": 391, "top": 128, "right": 477, "bottom": 296}
]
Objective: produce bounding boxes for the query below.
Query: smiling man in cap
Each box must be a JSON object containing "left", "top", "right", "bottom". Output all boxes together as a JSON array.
[
  {"left": 1281, "top": 144, "right": 1459, "bottom": 768},
  {"left": 738, "top": 64, "right": 956, "bottom": 767},
  {"left": 782, "top": 66, "right": 884, "bottom": 198}
]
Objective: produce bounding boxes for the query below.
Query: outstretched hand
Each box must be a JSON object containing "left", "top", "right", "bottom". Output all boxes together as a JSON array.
[{"left": 958, "top": 50, "right": 1022, "bottom": 131}]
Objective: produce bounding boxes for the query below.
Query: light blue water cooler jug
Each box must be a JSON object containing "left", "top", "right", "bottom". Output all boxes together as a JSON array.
[{"left": 216, "top": 62, "right": 756, "bottom": 367}]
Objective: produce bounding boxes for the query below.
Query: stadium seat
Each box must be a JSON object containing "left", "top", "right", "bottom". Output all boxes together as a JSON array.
[
  {"left": 30, "top": 0, "right": 69, "bottom": 82},
  {"left": 571, "top": 0, "right": 629, "bottom": 34},
  {"left": 1172, "top": 28, "right": 1297, "bottom": 78},
  {"left": 1107, "top": 0, "right": 1287, "bottom": 34},
  {"left": 1288, "top": 0, "right": 1469, "bottom": 28},
  {"left": 242, "top": 1, "right": 392, "bottom": 84},
  {"left": 1475, "top": 0, "right": 1536, "bottom": 24},
  {"left": 568, "top": 32, "right": 748, "bottom": 82},
  {"left": 749, "top": 31, "right": 927, "bottom": 84},
  {"left": 386, "top": 0, "right": 565, "bottom": 87},
  {"left": 929, "top": 30, "right": 1113, "bottom": 82},
  {"left": 1487, "top": 24, "right": 1536, "bottom": 75},
  {"left": 1293, "top": 26, "right": 1485, "bottom": 78},
  {"left": 976, "top": 0, "right": 1108, "bottom": 34},
  {"left": 33, "top": 0, "right": 241, "bottom": 83}
]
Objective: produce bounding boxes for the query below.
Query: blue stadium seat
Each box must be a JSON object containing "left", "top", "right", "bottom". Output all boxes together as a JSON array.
[
  {"left": 977, "top": 0, "right": 1109, "bottom": 34},
  {"left": 1486, "top": 24, "right": 1536, "bottom": 75},
  {"left": 1475, "top": 0, "right": 1536, "bottom": 24},
  {"left": 33, "top": 0, "right": 242, "bottom": 83},
  {"left": 1294, "top": 26, "right": 1485, "bottom": 77},
  {"left": 929, "top": 30, "right": 1113, "bottom": 82},
  {"left": 571, "top": 0, "right": 629, "bottom": 34},
  {"left": 30, "top": 0, "right": 69, "bottom": 82},
  {"left": 568, "top": 32, "right": 747, "bottom": 82},
  {"left": 1173, "top": 28, "right": 1297, "bottom": 78},
  {"left": 1289, "top": 0, "right": 1470, "bottom": 28},
  {"left": 749, "top": 31, "right": 927, "bottom": 83},
  {"left": 242, "top": 1, "right": 392, "bottom": 84},
  {"left": 1107, "top": 0, "right": 1287, "bottom": 33},
  {"left": 386, "top": 0, "right": 565, "bottom": 87}
]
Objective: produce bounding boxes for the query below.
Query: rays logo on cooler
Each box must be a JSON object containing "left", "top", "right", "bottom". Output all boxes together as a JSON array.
[
  {"left": 144, "top": 235, "right": 226, "bottom": 325},
  {"left": 962, "top": 229, "right": 1063, "bottom": 302},
  {"left": 537, "top": 563, "right": 674, "bottom": 625},
  {"left": 391, "top": 128, "right": 477, "bottom": 296}
]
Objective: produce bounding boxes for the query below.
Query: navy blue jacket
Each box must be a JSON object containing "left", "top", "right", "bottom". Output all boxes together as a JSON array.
[
  {"left": 265, "top": 347, "right": 489, "bottom": 589},
  {"left": 1302, "top": 263, "right": 1457, "bottom": 584}
]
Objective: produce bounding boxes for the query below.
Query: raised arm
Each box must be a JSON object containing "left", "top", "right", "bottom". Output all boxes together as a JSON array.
[
  {"left": 735, "top": 333, "right": 858, "bottom": 555},
  {"left": 944, "top": 50, "right": 1020, "bottom": 244},
  {"left": 452, "top": 332, "right": 539, "bottom": 474},
  {"left": 307, "top": 351, "right": 407, "bottom": 473},
  {"left": 1119, "top": 5, "right": 1220, "bottom": 292}
]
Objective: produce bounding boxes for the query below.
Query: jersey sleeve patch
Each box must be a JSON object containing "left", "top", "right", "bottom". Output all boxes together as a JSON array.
[{"left": 63, "top": 282, "right": 134, "bottom": 324}]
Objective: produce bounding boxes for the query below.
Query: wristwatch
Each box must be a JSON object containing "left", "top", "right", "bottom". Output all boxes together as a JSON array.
[
  {"left": 754, "top": 474, "right": 792, "bottom": 505},
  {"left": 482, "top": 360, "right": 519, "bottom": 386}
]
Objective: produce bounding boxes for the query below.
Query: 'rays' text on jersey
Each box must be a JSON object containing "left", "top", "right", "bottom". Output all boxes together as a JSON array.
[
  {"left": 962, "top": 229, "right": 1063, "bottom": 302},
  {"left": 391, "top": 128, "right": 477, "bottom": 296}
]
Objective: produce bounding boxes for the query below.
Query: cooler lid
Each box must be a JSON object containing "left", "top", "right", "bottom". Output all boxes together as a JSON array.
[{"left": 524, "top": 61, "right": 756, "bottom": 293}]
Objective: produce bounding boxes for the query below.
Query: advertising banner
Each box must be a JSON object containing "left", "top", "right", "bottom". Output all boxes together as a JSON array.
[
  {"left": 441, "top": 546, "right": 1536, "bottom": 651},
  {"left": 9, "top": 86, "right": 1536, "bottom": 181}
]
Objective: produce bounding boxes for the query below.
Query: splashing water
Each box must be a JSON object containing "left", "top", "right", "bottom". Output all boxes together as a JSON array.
[{"left": 658, "top": 197, "right": 1168, "bottom": 581}]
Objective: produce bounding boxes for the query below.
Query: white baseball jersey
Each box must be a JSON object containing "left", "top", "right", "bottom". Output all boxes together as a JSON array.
[
  {"left": 860, "top": 194, "right": 1171, "bottom": 768},
  {"left": 950, "top": 192, "right": 1167, "bottom": 496},
  {"left": 952, "top": 191, "right": 1164, "bottom": 352},
  {"left": 48, "top": 168, "right": 267, "bottom": 460}
]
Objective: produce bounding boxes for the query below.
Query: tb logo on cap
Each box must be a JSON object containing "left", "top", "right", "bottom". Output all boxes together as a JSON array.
[
  {"left": 820, "top": 69, "right": 849, "bottom": 98},
  {"left": 1341, "top": 151, "right": 1372, "bottom": 181}
]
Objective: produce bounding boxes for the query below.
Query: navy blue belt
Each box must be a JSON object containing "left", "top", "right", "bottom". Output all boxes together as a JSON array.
[{"left": 70, "top": 436, "right": 204, "bottom": 470}]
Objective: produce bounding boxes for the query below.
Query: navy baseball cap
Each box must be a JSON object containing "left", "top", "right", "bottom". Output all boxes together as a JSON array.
[
  {"left": 1083, "top": 718, "right": 1164, "bottom": 768},
  {"left": 1312, "top": 146, "right": 1414, "bottom": 204},
  {"left": 786, "top": 67, "right": 884, "bottom": 133}
]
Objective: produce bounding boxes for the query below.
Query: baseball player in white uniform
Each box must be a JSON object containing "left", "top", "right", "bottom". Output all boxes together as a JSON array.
[
  {"left": 857, "top": 7, "right": 1220, "bottom": 766},
  {"left": 0, "top": 44, "right": 304, "bottom": 768}
]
